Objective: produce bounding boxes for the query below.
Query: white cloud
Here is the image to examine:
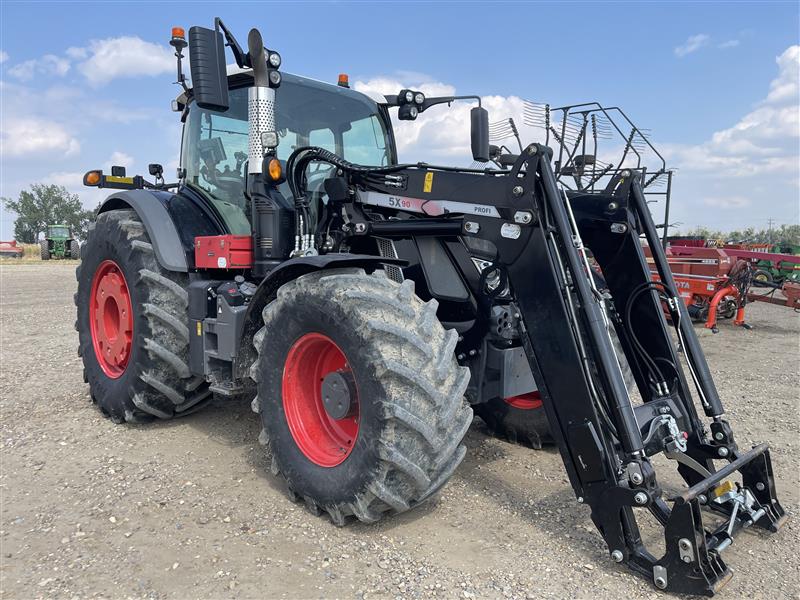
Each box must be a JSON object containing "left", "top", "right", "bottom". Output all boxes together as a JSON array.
[
  {"left": 65, "top": 46, "right": 88, "bottom": 60},
  {"left": 44, "top": 171, "right": 84, "bottom": 187},
  {"left": 0, "top": 50, "right": 8, "bottom": 64},
  {"left": 662, "top": 45, "right": 800, "bottom": 229},
  {"left": 765, "top": 45, "right": 799, "bottom": 103},
  {"left": 104, "top": 151, "right": 134, "bottom": 170},
  {"left": 0, "top": 117, "right": 80, "bottom": 157},
  {"left": 76, "top": 37, "right": 174, "bottom": 87},
  {"left": 718, "top": 40, "right": 740, "bottom": 49},
  {"left": 7, "top": 54, "right": 70, "bottom": 81},
  {"left": 674, "top": 34, "right": 710, "bottom": 57},
  {"left": 665, "top": 46, "right": 799, "bottom": 179},
  {"left": 354, "top": 75, "right": 533, "bottom": 165}
]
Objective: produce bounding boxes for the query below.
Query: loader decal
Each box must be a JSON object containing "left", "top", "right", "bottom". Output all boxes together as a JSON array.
[
  {"left": 361, "top": 191, "right": 501, "bottom": 218},
  {"left": 423, "top": 171, "right": 434, "bottom": 193}
]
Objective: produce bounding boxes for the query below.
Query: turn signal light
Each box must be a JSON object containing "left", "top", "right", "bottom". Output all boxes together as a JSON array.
[
  {"left": 171, "top": 26, "right": 185, "bottom": 39},
  {"left": 84, "top": 170, "right": 102, "bottom": 186},
  {"left": 267, "top": 158, "right": 282, "bottom": 181}
]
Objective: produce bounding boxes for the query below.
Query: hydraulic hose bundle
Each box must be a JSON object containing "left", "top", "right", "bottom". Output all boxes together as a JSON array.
[{"left": 285, "top": 146, "right": 414, "bottom": 241}]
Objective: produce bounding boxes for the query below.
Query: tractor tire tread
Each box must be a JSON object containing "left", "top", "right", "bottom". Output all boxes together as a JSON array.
[
  {"left": 251, "top": 267, "right": 471, "bottom": 526},
  {"left": 75, "top": 210, "right": 210, "bottom": 423}
]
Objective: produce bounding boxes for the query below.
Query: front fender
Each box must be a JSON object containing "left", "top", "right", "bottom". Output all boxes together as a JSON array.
[
  {"left": 235, "top": 254, "right": 405, "bottom": 378},
  {"left": 98, "top": 189, "right": 225, "bottom": 272}
]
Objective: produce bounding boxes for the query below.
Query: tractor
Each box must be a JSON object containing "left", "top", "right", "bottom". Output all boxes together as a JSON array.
[
  {"left": 75, "top": 19, "right": 785, "bottom": 595},
  {"left": 40, "top": 224, "right": 80, "bottom": 260}
]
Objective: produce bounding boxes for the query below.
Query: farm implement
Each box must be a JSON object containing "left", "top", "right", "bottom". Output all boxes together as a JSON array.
[
  {"left": 661, "top": 246, "right": 800, "bottom": 331},
  {"left": 74, "top": 18, "right": 786, "bottom": 595},
  {"left": 0, "top": 240, "right": 24, "bottom": 259}
]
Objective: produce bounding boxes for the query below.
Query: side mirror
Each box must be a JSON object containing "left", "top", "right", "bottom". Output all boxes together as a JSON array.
[
  {"left": 188, "top": 26, "right": 229, "bottom": 111},
  {"left": 470, "top": 107, "right": 490, "bottom": 162}
]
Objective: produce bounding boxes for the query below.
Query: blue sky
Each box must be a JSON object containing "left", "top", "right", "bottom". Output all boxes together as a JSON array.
[{"left": 1, "top": 1, "right": 798, "bottom": 238}]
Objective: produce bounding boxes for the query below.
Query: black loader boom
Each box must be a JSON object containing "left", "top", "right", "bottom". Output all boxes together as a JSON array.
[
  {"left": 306, "top": 143, "right": 787, "bottom": 594},
  {"left": 75, "top": 18, "right": 786, "bottom": 596}
]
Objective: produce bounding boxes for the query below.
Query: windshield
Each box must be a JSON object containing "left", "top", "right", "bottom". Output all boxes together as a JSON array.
[
  {"left": 49, "top": 226, "right": 69, "bottom": 238},
  {"left": 181, "top": 74, "right": 392, "bottom": 234}
]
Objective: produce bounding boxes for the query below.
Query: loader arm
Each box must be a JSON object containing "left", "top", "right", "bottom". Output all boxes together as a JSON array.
[
  {"left": 305, "top": 143, "right": 786, "bottom": 595},
  {"left": 496, "top": 146, "right": 785, "bottom": 595}
]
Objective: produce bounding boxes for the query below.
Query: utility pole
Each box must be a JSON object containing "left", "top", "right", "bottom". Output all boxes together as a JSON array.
[{"left": 767, "top": 218, "right": 775, "bottom": 244}]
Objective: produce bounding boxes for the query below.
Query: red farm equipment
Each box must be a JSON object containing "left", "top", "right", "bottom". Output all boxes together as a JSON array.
[
  {"left": 647, "top": 246, "right": 800, "bottom": 332},
  {"left": 0, "top": 240, "right": 24, "bottom": 259}
]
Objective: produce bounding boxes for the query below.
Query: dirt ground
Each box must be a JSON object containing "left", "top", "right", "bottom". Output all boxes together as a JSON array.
[{"left": 1, "top": 262, "right": 798, "bottom": 600}]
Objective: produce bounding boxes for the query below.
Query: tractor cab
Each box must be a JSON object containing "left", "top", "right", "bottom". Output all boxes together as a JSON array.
[
  {"left": 48, "top": 224, "right": 71, "bottom": 239},
  {"left": 177, "top": 71, "right": 396, "bottom": 235}
]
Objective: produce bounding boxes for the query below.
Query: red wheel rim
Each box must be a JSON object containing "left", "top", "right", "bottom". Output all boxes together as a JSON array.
[
  {"left": 282, "top": 333, "right": 360, "bottom": 467},
  {"left": 89, "top": 260, "right": 133, "bottom": 379},
  {"left": 504, "top": 391, "right": 543, "bottom": 410}
]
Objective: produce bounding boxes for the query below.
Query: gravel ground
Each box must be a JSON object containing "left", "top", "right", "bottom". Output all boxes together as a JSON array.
[{"left": 1, "top": 263, "right": 798, "bottom": 600}]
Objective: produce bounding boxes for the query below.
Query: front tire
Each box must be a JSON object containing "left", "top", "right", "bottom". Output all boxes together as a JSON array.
[
  {"left": 250, "top": 269, "right": 472, "bottom": 525},
  {"left": 70, "top": 240, "right": 80, "bottom": 259},
  {"left": 40, "top": 240, "right": 50, "bottom": 260},
  {"left": 75, "top": 210, "right": 211, "bottom": 423}
]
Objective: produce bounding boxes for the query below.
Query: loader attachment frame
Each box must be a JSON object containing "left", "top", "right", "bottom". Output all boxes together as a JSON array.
[
  {"left": 499, "top": 145, "right": 785, "bottom": 595},
  {"left": 282, "top": 138, "right": 786, "bottom": 594}
]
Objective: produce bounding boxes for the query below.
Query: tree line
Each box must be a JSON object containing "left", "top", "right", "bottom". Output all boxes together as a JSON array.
[
  {"left": 678, "top": 224, "right": 800, "bottom": 248},
  {"left": 1, "top": 184, "right": 97, "bottom": 243}
]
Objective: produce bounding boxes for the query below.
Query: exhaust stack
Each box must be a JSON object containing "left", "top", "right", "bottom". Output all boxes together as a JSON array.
[{"left": 247, "top": 28, "right": 276, "bottom": 174}]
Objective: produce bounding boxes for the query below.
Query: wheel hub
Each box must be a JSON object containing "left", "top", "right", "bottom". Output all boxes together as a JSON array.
[
  {"left": 90, "top": 260, "right": 133, "bottom": 378},
  {"left": 321, "top": 370, "right": 356, "bottom": 420},
  {"left": 282, "top": 333, "right": 360, "bottom": 467},
  {"left": 504, "top": 391, "right": 543, "bottom": 410}
]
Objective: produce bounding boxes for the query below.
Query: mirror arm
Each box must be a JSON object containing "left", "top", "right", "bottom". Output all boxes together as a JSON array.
[
  {"left": 421, "top": 95, "right": 481, "bottom": 112},
  {"left": 382, "top": 94, "right": 481, "bottom": 111},
  {"left": 215, "top": 17, "right": 249, "bottom": 68}
]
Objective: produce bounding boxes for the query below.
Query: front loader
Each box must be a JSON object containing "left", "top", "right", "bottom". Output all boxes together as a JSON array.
[{"left": 74, "top": 19, "right": 785, "bottom": 595}]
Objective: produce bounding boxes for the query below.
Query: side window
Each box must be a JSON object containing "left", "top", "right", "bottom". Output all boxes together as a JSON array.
[
  {"left": 276, "top": 130, "right": 299, "bottom": 161},
  {"left": 309, "top": 128, "right": 335, "bottom": 153},
  {"left": 344, "top": 116, "right": 388, "bottom": 165}
]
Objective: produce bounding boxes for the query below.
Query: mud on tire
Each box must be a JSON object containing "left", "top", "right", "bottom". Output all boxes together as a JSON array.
[
  {"left": 250, "top": 268, "right": 473, "bottom": 525},
  {"left": 75, "top": 209, "right": 211, "bottom": 423}
]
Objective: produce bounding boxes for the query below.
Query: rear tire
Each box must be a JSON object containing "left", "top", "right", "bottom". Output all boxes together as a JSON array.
[
  {"left": 70, "top": 240, "right": 80, "bottom": 260},
  {"left": 75, "top": 210, "right": 211, "bottom": 423},
  {"left": 474, "top": 395, "right": 552, "bottom": 449},
  {"left": 250, "top": 268, "right": 472, "bottom": 525},
  {"left": 40, "top": 240, "right": 50, "bottom": 260}
]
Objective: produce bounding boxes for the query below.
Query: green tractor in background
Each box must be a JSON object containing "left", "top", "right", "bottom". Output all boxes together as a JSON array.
[{"left": 40, "top": 224, "right": 80, "bottom": 260}]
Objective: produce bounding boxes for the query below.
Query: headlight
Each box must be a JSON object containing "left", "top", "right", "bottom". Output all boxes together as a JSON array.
[
  {"left": 404, "top": 90, "right": 414, "bottom": 103},
  {"left": 269, "top": 70, "right": 282, "bottom": 85},
  {"left": 268, "top": 52, "right": 281, "bottom": 68},
  {"left": 414, "top": 92, "right": 425, "bottom": 105}
]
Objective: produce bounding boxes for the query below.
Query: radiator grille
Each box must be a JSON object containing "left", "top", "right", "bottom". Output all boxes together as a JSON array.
[{"left": 376, "top": 237, "right": 404, "bottom": 283}]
